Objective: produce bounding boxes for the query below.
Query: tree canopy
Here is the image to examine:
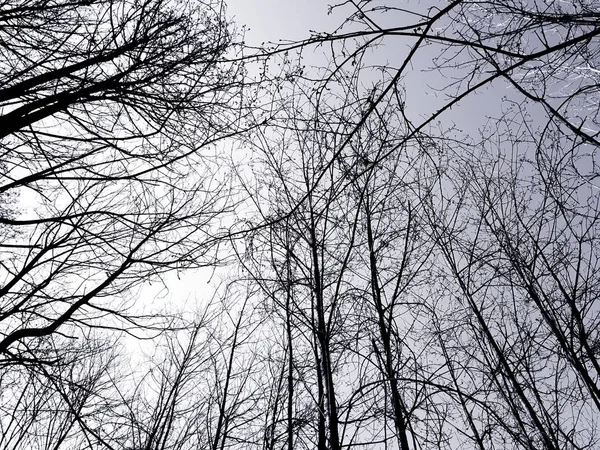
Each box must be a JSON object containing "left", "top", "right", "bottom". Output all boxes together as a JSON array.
[{"left": 1, "top": 1, "right": 599, "bottom": 449}]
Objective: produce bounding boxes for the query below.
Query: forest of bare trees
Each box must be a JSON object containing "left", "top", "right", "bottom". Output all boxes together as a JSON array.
[{"left": 1, "top": 0, "right": 599, "bottom": 449}]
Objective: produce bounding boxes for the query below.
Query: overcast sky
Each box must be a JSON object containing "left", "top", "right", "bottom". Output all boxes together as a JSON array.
[
  {"left": 227, "top": 0, "right": 336, "bottom": 44},
  {"left": 225, "top": 1, "right": 518, "bottom": 148},
  {"left": 134, "top": 1, "right": 536, "bottom": 309}
]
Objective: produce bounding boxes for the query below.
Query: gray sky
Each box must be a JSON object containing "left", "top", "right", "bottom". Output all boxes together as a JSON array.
[
  {"left": 225, "top": 1, "right": 514, "bottom": 142},
  {"left": 227, "top": 0, "right": 337, "bottom": 44}
]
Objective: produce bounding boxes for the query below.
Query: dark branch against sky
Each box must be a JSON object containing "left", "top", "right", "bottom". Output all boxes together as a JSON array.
[{"left": 1, "top": 1, "right": 599, "bottom": 449}]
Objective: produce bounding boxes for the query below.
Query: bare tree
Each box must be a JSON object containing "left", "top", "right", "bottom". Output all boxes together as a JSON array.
[
  {"left": 251, "top": 1, "right": 600, "bottom": 447},
  {"left": 3, "top": 1, "right": 600, "bottom": 449},
  {"left": 0, "top": 0, "right": 248, "bottom": 364},
  {"left": 422, "top": 112, "right": 600, "bottom": 449},
  {"left": 233, "top": 63, "right": 452, "bottom": 448},
  {"left": 0, "top": 335, "right": 122, "bottom": 450}
]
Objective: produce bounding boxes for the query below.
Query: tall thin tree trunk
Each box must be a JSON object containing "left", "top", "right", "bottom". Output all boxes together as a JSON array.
[
  {"left": 365, "top": 204, "right": 411, "bottom": 450},
  {"left": 309, "top": 219, "right": 341, "bottom": 450}
]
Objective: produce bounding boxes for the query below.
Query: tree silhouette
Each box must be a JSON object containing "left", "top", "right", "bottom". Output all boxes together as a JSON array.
[
  {"left": 2, "top": 1, "right": 600, "bottom": 449},
  {"left": 0, "top": 0, "right": 246, "bottom": 364}
]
